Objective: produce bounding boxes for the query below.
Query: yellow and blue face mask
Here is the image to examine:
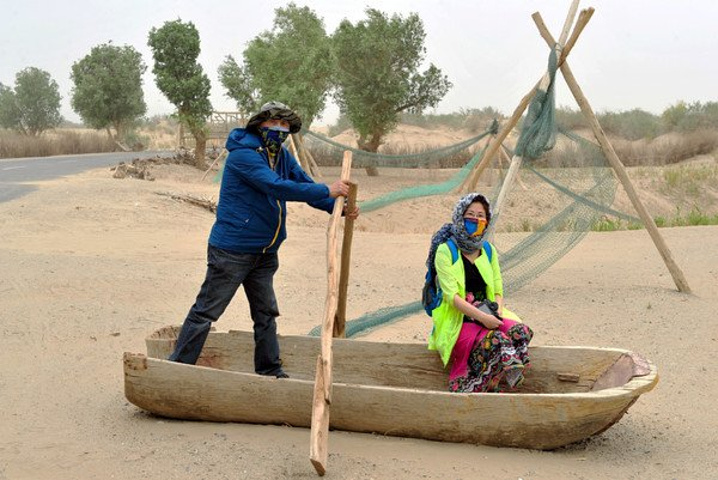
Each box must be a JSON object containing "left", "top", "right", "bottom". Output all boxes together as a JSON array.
[{"left": 463, "top": 218, "right": 487, "bottom": 237}]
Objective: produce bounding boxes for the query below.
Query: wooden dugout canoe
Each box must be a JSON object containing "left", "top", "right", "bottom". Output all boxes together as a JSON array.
[{"left": 123, "top": 326, "right": 658, "bottom": 450}]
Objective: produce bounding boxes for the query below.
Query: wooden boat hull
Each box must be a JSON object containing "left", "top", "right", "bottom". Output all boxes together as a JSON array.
[{"left": 123, "top": 327, "right": 658, "bottom": 450}]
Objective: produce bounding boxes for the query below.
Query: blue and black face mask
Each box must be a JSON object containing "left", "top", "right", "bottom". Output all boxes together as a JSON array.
[{"left": 259, "top": 126, "right": 290, "bottom": 155}]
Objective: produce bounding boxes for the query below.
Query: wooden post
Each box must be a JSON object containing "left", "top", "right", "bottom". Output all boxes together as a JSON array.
[
  {"left": 459, "top": 1, "right": 586, "bottom": 193},
  {"left": 296, "top": 134, "right": 323, "bottom": 178},
  {"left": 486, "top": 0, "right": 581, "bottom": 236},
  {"left": 177, "top": 122, "right": 185, "bottom": 149},
  {"left": 333, "top": 182, "right": 358, "bottom": 338},
  {"left": 200, "top": 148, "right": 227, "bottom": 182},
  {"left": 288, "top": 134, "right": 302, "bottom": 167},
  {"left": 304, "top": 136, "right": 324, "bottom": 178},
  {"left": 292, "top": 134, "right": 311, "bottom": 173},
  {"left": 475, "top": 132, "right": 499, "bottom": 186},
  {"left": 309, "top": 151, "right": 352, "bottom": 476},
  {"left": 308, "top": 153, "right": 322, "bottom": 178},
  {"left": 498, "top": 142, "right": 527, "bottom": 190},
  {"left": 460, "top": 86, "right": 535, "bottom": 193},
  {"left": 532, "top": 13, "right": 692, "bottom": 293}
]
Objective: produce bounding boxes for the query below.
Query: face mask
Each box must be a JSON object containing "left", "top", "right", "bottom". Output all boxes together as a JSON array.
[
  {"left": 464, "top": 218, "right": 487, "bottom": 237},
  {"left": 259, "top": 126, "right": 290, "bottom": 155}
]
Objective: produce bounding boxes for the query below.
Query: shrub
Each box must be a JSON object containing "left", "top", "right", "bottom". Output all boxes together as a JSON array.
[
  {"left": 597, "top": 108, "right": 661, "bottom": 140},
  {"left": 614, "top": 129, "right": 718, "bottom": 166},
  {"left": 662, "top": 101, "right": 718, "bottom": 132},
  {"left": 556, "top": 106, "right": 588, "bottom": 130}
]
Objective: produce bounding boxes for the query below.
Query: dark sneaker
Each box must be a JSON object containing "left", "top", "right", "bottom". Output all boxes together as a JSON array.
[{"left": 275, "top": 371, "right": 289, "bottom": 379}]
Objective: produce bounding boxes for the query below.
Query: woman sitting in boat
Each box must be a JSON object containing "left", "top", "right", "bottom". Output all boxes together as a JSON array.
[{"left": 426, "top": 193, "right": 533, "bottom": 393}]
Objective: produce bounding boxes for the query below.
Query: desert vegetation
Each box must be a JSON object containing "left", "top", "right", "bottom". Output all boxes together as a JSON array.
[{"left": 0, "top": 2, "right": 716, "bottom": 232}]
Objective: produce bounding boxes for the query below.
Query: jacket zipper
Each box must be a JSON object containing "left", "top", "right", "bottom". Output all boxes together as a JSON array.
[
  {"left": 262, "top": 149, "right": 281, "bottom": 253},
  {"left": 263, "top": 199, "right": 282, "bottom": 253}
]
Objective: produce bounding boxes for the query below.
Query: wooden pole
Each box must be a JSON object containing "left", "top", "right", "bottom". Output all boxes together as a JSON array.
[
  {"left": 498, "top": 142, "right": 527, "bottom": 190},
  {"left": 460, "top": 86, "right": 535, "bottom": 193},
  {"left": 486, "top": 0, "right": 581, "bottom": 236},
  {"left": 296, "top": 134, "right": 323, "bottom": 178},
  {"left": 479, "top": 132, "right": 499, "bottom": 184},
  {"left": 292, "top": 134, "right": 310, "bottom": 173},
  {"left": 288, "top": 134, "right": 301, "bottom": 165},
  {"left": 200, "top": 148, "right": 227, "bottom": 182},
  {"left": 177, "top": 122, "right": 185, "bottom": 149},
  {"left": 532, "top": 13, "right": 692, "bottom": 293},
  {"left": 309, "top": 151, "right": 353, "bottom": 476},
  {"left": 333, "top": 182, "right": 358, "bottom": 338},
  {"left": 304, "top": 137, "right": 323, "bottom": 178},
  {"left": 460, "top": 1, "right": 586, "bottom": 193}
]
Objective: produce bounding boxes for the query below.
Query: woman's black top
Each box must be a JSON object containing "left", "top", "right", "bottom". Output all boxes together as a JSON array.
[{"left": 462, "top": 253, "right": 486, "bottom": 302}]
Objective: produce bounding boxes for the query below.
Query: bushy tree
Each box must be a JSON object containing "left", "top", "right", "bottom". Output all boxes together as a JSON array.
[
  {"left": 598, "top": 108, "right": 661, "bottom": 140},
  {"left": 148, "top": 19, "right": 212, "bottom": 166},
  {"left": 0, "top": 83, "right": 21, "bottom": 130},
  {"left": 217, "top": 55, "right": 258, "bottom": 121},
  {"left": 662, "top": 101, "right": 718, "bottom": 132},
  {"left": 555, "top": 106, "right": 588, "bottom": 130},
  {"left": 0, "top": 67, "right": 62, "bottom": 135},
  {"left": 333, "top": 9, "right": 452, "bottom": 174},
  {"left": 661, "top": 101, "right": 689, "bottom": 131},
  {"left": 71, "top": 42, "right": 147, "bottom": 141},
  {"left": 219, "top": 3, "right": 333, "bottom": 130}
]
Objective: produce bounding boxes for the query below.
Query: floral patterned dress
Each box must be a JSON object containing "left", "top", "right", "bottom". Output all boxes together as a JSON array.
[{"left": 448, "top": 255, "right": 533, "bottom": 393}]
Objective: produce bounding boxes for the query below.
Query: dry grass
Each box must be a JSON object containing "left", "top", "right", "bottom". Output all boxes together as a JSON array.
[
  {"left": 0, "top": 122, "right": 179, "bottom": 159},
  {"left": 612, "top": 129, "right": 718, "bottom": 166},
  {"left": 0, "top": 129, "right": 116, "bottom": 158}
]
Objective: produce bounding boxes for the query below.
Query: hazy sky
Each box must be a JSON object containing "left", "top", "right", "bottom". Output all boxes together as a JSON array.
[{"left": 1, "top": 0, "right": 716, "bottom": 125}]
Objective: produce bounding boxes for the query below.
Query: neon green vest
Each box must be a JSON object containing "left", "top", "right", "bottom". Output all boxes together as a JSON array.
[{"left": 427, "top": 241, "right": 505, "bottom": 366}]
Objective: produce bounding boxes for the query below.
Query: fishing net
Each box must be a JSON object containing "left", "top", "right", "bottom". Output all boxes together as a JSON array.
[
  {"left": 307, "top": 51, "right": 641, "bottom": 338},
  {"left": 302, "top": 124, "right": 496, "bottom": 169}
]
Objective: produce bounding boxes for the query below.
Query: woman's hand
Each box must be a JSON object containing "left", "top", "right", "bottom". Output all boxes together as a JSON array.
[
  {"left": 494, "top": 294, "right": 504, "bottom": 316},
  {"left": 453, "top": 294, "right": 503, "bottom": 329},
  {"left": 480, "top": 314, "right": 503, "bottom": 330}
]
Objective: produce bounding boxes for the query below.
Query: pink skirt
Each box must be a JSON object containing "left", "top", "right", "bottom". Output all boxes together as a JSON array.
[{"left": 448, "top": 317, "right": 533, "bottom": 393}]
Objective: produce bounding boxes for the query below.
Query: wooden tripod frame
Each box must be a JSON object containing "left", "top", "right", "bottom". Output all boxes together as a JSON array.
[{"left": 459, "top": 0, "right": 690, "bottom": 293}]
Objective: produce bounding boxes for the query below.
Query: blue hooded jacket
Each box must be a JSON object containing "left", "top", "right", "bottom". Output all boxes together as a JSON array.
[{"left": 208, "top": 128, "right": 335, "bottom": 254}]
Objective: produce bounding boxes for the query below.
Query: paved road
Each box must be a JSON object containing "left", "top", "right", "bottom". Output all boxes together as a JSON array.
[{"left": 0, "top": 150, "right": 171, "bottom": 203}]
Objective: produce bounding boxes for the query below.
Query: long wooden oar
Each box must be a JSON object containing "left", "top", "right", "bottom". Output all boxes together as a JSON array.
[
  {"left": 334, "top": 181, "right": 358, "bottom": 338},
  {"left": 309, "top": 151, "right": 353, "bottom": 475}
]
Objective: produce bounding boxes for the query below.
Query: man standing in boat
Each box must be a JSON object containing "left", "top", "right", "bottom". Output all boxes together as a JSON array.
[{"left": 168, "top": 101, "right": 358, "bottom": 378}]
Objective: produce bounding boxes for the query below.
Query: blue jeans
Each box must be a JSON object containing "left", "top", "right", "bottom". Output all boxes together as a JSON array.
[{"left": 169, "top": 245, "right": 283, "bottom": 375}]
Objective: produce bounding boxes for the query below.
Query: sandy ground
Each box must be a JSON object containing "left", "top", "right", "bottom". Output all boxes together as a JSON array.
[{"left": 1, "top": 161, "right": 717, "bottom": 480}]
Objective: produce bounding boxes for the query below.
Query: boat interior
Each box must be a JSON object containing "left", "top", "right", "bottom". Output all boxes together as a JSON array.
[{"left": 146, "top": 326, "right": 647, "bottom": 394}]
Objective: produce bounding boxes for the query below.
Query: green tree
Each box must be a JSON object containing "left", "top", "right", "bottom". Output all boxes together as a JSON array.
[
  {"left": 243, "top": 3, "right": 333, "bottom": 130},
  {"left": 333, "top": 9, "right": 451, "bottom": 174},
  {"left": 555, "top": 106, "right": 588, "bottom": 130},
  {"left": 0, "top": 67, "right": 62, "bottom": 135},
  {"left": 148, "top": 19, "right": 212, "bottom": 166},
  {"left": 598, "top": 108, "right": 660, "bottom": 140},
  {"left": 662, "top": 101, "right": 689, "bottom": 131},
  {"left": 0, "top": 83, "right": 21, "bottom": 130},
  {"left": 70, "top": 42, "right": 147, "bottom": 142},
  {"left": 662, "top": 101, "right": 718, "bottom": 132},
  {"left": 217, "top": 55, "right": 258, "bottom": 121}
]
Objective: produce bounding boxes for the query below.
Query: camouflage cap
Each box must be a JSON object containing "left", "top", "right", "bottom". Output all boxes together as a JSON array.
[{"left": 246, "top": 101, "right": 302, "bottom": 134}]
